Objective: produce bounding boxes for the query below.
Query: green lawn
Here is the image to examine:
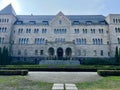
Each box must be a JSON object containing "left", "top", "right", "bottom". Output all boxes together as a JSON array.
[
  {"left": 76, "top": 76, "right": 120, "bottom": 90},
  {"left": 0, "top": 76, "right": 53, "bottom": 90},
  {"left": 0, "top": 74, "right": 120, "bottom": 90}
]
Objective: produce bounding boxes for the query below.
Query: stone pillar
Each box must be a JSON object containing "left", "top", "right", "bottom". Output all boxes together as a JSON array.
[
  {"left": 55, "top": 48, "right": 57, "bottom": 56},
  {"left": 63, "top": 49, "right": 66, "bottom": 57}
]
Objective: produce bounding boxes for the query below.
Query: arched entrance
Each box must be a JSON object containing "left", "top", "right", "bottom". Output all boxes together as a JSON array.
[
  {"left": 48, "top": 47, "right": 54, "bottom": 56},
  {"left": 65, "top": 47, "right": 72, "bottom": 57},
  {"left": 57, "top": 47, "right": 63, "bottom": 59}
]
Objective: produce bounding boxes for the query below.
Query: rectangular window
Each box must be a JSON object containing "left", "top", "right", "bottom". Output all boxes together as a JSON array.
[
  {"left": 78, "top": 50, "right": 81, "bottom": 56},
  {"left": 93, "top": 50, "right": 97, "bottom": 56},
  {"left": 40, "top": 50, "right": 44, "bottom": 55},
  {"left": 100, "top": 50, "right": 103, "bottom": 56},
  {"left": 18, "top": 50, "right": 21, "bottom": 55},
  {"left": 35, "top": 50, "right": 38, "bottom": 55},
  {"left": 83, "top": 50, "right": 86, "bottom": 56}
]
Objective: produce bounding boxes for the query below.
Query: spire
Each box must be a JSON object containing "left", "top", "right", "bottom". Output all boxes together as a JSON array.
[{"left": 0, "top": 4, "right": 16, "bottom": 16}]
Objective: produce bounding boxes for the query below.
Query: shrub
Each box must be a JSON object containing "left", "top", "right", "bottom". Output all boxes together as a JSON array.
[
  {"left": 97, "top": 70, "right": 120, "bottom": 76},
  {"left": 80, "top": 58, "right": 115, "bottom": 65},
  {"left": 10, "top": 60, "right": 36, "bottom": 65},
  {"left": 0, "top": 70, "right": 28, "bottom": 75}
]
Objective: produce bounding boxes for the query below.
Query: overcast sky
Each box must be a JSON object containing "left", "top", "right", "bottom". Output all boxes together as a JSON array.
[{"left": 0, "top": 0, "right": 120, "bottom": 16}]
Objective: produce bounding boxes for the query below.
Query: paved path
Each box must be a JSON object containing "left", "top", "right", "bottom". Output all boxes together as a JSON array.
[{"left": 25, "top": 72, "right": 101, "bottom": 83}]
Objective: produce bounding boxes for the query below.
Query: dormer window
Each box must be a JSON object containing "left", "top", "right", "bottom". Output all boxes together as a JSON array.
[
  {"left": 86, "top": 21, "right": 92, "bottom": 25},
  {"left": 29, "top": 21, "right": 36, "bottom": 25},
  {"left": 99, "top": 21, "right": 106, "bottom": 25},
  {"left": 15, "top": 21, "right": 23, "bottom": 25},
  {"left": 42, "top": 21, "right": 49, "bottom": 25},
  {"left": 72, "top": 21, "right": 80, "bottom": 25}
]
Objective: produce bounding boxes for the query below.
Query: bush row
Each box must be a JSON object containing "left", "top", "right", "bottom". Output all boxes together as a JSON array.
[
  {"left": 0, "top": 70, "right": 28, "bottom": 75},
  {"left": 0, "top": 65, "right": 120, "bottom": 71},
  {"left": 97, "top": 70, "right": 120, "bottom": 76},
  {"left": 80, "top": 58, "right": 115, "bottom": 65},
  {"left": 0, "top": 67, "right": 97, "bottom": 72}
]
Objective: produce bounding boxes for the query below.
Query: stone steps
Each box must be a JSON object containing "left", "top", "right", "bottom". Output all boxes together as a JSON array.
[
  {"left": 52, "top": 83, "right": 64, "bottom": 90},
  {"left": 65, "top": 84, "right": 78, "bottom": 90},
  {"left": 52, "top": 83, "right": 78, "bottom": 90}
]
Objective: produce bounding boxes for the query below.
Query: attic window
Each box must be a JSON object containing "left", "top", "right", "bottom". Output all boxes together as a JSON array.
[
  {"left": 86, "top": 21, "right": 92, "bottom": 25},
  {"left": 29, "top": 21, "right": 36, "bottom": 25},
  {"left": 73, "top": 21, "right": 80, "bottom": 25},
  {"left": 15, "top": 21, "right": 23, "bottom": 25},
  {"left": 42, "top": 21, "right": 49, "bottom": 25},
  {"left": 99, "top": 21, "right": 106, "bottom": 25}
]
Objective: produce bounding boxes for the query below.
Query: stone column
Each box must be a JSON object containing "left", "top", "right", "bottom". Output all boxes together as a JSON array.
[{"left": 63, "top": 49, "right": 66, "bottom": 57}]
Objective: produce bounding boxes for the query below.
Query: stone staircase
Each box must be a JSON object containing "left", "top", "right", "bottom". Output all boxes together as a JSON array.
[{"left": 52, "top": 83, "right": 78, "bottom": 90}]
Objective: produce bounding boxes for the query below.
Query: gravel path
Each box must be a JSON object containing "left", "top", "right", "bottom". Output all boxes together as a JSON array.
[{"left": 25, "top": 72, "right": 102, "bottom": 83}]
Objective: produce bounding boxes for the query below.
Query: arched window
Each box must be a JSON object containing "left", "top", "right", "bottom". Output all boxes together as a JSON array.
[
  {"left": 93, "top": 39, "right": 95, "bottom": 45},
  {"left": 98, "top": 39, "right": 100, "bottom": 45},
  {"left": 115, "top": 28, "right": 118, "bottom": 33},
  {"left": 118, "top": 38, "right": 120, "bottom": 44},
  {"left": 101, "top": 39, "right": 103, "bottom": 44},
  {"left": 0, "top": 37, "right": 1, "bottom": 44},
  {"left": 113, "top": 19, "right": 115, "bottom": 23},
  {"left": 116, "top": 19, "right": 118, "bottom": 23}
]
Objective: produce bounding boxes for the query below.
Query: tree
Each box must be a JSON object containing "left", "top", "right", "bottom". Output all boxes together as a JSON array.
[
  {"left": 5, "top": 48, "right": 9, "bottom": 65},
  {"left": 0, "top": 47, "right": 1, "bottom": 65},
  {"left": 1, "top": 47, "right": 9, "bottom": 65},
  {"left": 115, "top": 46, "right": 119, "bottom": 65},
  {"left": 119, "top": 48, "right": 120, "bottom": 64},
  {"left": 2, "top": 46, "right": 6, "bottom": 65}
]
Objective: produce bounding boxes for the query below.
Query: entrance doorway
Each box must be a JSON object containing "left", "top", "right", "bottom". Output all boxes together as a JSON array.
[
  {"left": 65, "top": 47, "right": 72, "bottom": 57},
  {"left": 48, "top": 47, "right": 54, "bottom": 56},
  {"left": 57, "top": 47, "right": 63, "bottom": 59}
]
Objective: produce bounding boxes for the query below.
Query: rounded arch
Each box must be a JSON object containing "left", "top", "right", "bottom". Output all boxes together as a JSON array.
[
  {"left": 65, "top": 47, "right": 72, "bottom": 57},
  {"left": 57, "top": 47, "right": 63, "bottom": 58},
  {"left": 48, "top": 47, "right": 55, "bottom": 56}
]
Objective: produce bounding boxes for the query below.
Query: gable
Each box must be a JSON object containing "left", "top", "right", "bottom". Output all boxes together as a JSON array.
[{"left": 50, "top": 12, "right": 71, "bottom": 27}]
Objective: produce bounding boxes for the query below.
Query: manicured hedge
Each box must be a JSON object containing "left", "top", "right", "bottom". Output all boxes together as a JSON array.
[
  {"left": 0, "top": 65, "right": 120, "bottom": 72},
  {"left": 80, "top": 58, "right": 115, "bottom": 65},
  {"left": 97, "top": 70, "right": 120, "bottom": 76},
  {"left": 0, "top": 70, "right": 28, "bottom": 75}
]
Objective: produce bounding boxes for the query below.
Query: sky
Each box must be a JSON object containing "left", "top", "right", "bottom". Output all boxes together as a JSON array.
[{"left": 0, "top": 0, "right": 120, "bottom": 16}]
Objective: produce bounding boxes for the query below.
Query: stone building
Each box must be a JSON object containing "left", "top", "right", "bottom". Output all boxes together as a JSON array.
[{"left": 0, "top": 4, "right": 120, "bottom": 61}]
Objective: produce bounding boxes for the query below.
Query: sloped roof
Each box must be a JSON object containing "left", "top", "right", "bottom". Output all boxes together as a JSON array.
[
  {"left": 0, "top": 4, "right": 16, "bottom": 15},
  {"left": 16, "top": 15, "right": 107, "bottom": 25}
]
